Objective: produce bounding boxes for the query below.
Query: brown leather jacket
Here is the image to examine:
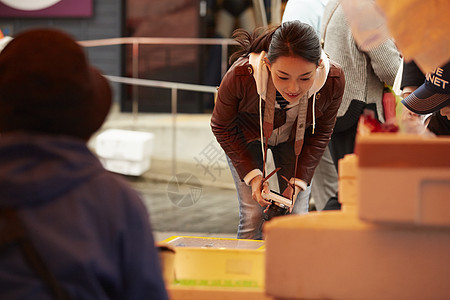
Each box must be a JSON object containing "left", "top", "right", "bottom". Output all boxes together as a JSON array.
[{"left": 211, "top": 56, "right": 345, "bottom": 184}]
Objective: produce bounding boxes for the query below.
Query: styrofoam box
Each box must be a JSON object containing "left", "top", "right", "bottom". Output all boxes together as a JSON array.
[
  {"left": 95, "top": 129, "right": 154, "bottom": 176},
  {"left": 265, "top": 212, "right": 450, "bottom": 300},
  {"left": 357, "top": 134, "right": 450, "bottom": 227},
  {"left": 338, "top": 154, "right": 358, "bottom": 212}
]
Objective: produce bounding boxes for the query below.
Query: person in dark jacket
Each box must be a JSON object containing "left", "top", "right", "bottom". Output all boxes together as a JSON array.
[
  {"left": 211, "top": 21, "right": 345, "bottom": 239},
  {"left": 0, "top": 28, "right": 168, "bottom": 299}
]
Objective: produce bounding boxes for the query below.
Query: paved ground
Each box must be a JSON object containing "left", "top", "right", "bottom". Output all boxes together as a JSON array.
[
  {"left": 91, "top": 104, "right": 241, "bottom": 241},
  {"left": 124, "top": 174, "right": 240, "bottom": 241}
]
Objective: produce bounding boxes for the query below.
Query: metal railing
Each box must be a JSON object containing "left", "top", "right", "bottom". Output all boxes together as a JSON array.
[
  {"left": 79, "top": 37, "right": 236, "bottom": 116},
  {"left": 79, "top": 37, "right": 236, "bottom": 175}
]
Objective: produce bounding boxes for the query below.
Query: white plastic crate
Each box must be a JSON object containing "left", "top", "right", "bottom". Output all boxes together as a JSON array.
[{"left": 95, "top": 129, "right": 154, "bottom": 176}]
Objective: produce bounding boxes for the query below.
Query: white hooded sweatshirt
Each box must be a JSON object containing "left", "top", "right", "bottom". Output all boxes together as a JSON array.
[{"left": 244, "top": 50, "right": 330, "bottom": 191}]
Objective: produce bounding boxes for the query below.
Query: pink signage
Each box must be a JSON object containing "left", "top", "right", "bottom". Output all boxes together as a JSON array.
[{"left": 0, "top": 0, "right": 92, "bottom": 17}]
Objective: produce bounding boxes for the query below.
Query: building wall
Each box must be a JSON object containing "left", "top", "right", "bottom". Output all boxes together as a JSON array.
[
  {"left": 123, "top": 0, "right": 206, "bottom": 113},
  {"left": 0, "top": 0, "right": 124, "bottom": 102}
]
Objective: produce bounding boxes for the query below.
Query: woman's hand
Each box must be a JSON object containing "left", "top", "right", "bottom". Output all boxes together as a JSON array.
[
  {"left": 282, "top": 184, "right": 301, "bottom": 213},
  {"left": 250, "top": 175, "right": 271, "bottom": 207}
]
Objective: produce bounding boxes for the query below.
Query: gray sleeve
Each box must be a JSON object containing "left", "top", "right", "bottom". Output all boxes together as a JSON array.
[{"left": 366, "top": 38, "right": 401, "bottom": 86}]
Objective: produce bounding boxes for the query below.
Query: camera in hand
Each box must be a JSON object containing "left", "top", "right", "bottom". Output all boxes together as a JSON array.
[{"left": 262, "top": 190, "right": 293, "bottom": 221}]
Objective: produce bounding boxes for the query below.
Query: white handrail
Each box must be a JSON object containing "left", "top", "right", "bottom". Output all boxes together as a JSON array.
[
  {"left": 78, "top": 36, "right": 236, "bottom": 47},
  {"left": 104, "top": 75, "right": 218, "bottom": 94}
]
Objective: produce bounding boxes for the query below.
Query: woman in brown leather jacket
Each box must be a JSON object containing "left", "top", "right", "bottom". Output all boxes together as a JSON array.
[{"left": 211, "top": 21, "right": 345, "bottom": 239}]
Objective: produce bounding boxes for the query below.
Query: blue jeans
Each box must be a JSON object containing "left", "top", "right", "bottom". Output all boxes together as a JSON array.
[{"left": 227, "top": 143, "right": 311, "bottom": 240}]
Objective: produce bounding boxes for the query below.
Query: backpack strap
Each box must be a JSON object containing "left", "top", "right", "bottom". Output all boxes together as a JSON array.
[{"left": 0, "top": 208, "right": 73, "bottom": 300}]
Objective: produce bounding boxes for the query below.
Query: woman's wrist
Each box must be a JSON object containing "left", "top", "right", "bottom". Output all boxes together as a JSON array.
[
  {"left": 244, "top": 169, "right": 263, "bottom": 186},
  {"left": 289, "top": 178, "right": 307, "bottom": 191}
]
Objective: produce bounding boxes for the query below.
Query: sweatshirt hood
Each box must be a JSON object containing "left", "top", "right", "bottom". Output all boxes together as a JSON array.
[
  {"left": 249, "top": 50, "right": 330, "bottom": 101},
  {"left": 0, "top": 133, "right": 104, "bottom": 207}
]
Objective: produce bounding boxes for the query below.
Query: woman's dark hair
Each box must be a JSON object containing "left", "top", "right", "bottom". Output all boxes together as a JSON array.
[{"left": 229, "top": 20, "right": 321, "bottom": 66}]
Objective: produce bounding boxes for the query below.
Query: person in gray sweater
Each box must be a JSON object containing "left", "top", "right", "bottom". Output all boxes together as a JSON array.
[{"left": 317, "top": 0, "right": 401, "bottom": 210}]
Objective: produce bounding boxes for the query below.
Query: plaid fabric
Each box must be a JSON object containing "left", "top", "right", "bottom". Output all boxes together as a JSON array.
[{"left": 276, "top": 92, "right": 289, "bottom": 109}]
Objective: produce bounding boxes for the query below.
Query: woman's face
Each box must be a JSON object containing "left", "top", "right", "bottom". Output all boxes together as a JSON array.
[{"left": 265, "top": 55, "right": 318, "bottom": 103}]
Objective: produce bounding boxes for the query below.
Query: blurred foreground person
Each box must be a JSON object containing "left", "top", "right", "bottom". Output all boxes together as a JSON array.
[{"left": 0, "top": 29, "right": 168, "bottom": 299}]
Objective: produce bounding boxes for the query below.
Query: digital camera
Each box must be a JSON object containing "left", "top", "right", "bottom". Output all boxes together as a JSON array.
[{"left": 262, "top": 190, "right": 293, "bottom": 221}]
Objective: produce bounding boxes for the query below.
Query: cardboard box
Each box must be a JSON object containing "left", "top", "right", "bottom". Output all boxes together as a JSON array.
[{"left": 95, "top": 129, "right": 154, "bottom": 176}]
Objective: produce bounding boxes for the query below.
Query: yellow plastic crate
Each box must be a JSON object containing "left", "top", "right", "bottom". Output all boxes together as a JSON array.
[{"left": 162, "top": 236, "right": 265, "bottom": 288}]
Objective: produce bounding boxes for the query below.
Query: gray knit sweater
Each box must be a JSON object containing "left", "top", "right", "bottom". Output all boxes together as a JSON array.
[{"left": 320, "top": 0, "right": 401, "bottom": 128}]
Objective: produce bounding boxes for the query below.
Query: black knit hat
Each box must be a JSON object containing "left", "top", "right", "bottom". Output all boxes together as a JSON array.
[{"left": 0, "top": 28, "right": 111, "bottom": 140}]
